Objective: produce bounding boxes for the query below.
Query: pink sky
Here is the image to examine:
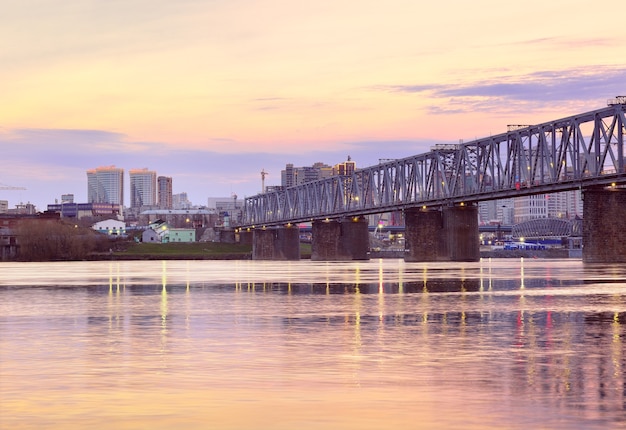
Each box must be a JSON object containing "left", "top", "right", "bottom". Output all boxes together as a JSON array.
[{"left": 1, "top": 0, "right": 625, "bottom": 209}]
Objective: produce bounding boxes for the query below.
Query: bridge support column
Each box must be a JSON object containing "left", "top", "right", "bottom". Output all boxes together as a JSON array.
[
  {"left": 583, "top": 186, "right": 626, "bottom": 263},
  {"left": 311, "top": 216, "right": 369, "bottom": 261},
  {"left": 237, "top": 229, "right": 253, "bottom": 245},
  {"left": 252, "top": 225, "right": 300, "bottom": 260},
  {"left": 404, "top": 208, "right": 447, "bottom": 261},
  {"left": 219, "top": 228, "right": 236, "bottom": 243},
  {"left": 443, "top": 204, "right": 480, "bottom": 262},
  {"left": 404, "top": 205, "right": 479, "bottom": 262}
]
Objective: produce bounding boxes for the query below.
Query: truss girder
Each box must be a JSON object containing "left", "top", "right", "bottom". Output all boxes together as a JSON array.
[{"left": 242, "top": 104, "right": 626, "bottom": 226}]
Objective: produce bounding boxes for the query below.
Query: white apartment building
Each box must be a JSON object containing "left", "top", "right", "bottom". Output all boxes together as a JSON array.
[
  {"left": 129, "top": 168, "right": 157, "bottom": 209},
  {"left": 513, "top": 189, "right": 583, "bottom": 223},
  {"left": 87, "top": 166, "right": 124, "bottom": 205}
]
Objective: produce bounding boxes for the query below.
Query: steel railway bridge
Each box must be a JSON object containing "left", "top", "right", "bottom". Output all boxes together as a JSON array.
[
  {"left": 242, "top": 100, "right": 625, "bottom": 226},
  {"left": 237, "top": 98, "right": 626, "bottom": 263}
]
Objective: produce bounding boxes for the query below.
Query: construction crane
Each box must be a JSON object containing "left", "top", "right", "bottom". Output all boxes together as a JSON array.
[
  {"left": 261, "top": 169, "right": 268, "bottom": 194},
  {"left": 0, "top": 183, "right": 26, "bottom": 190}
]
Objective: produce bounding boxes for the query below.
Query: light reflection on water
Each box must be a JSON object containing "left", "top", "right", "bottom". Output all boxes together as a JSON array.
[{"left": 1, "top": 258, "right": 626, "bottom": 429}]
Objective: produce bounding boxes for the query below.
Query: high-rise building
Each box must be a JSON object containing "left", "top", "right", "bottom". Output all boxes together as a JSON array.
[
  {"left": 281, "top": 161, "right": 335, "bottom": 188},
  {"left": 333, "top": 156, "right": 356, "bottom": 176},
  {"left": 157, "top": 176, "right": 173, "bottom": 209},
  {"left": 87, "top": 166, "right": 124, "bottom": 205},
  {"left": 173, "top": 192, "right": 191, "bottom": 209},
  {"left": 129, "top": 168, "right": 157, "bottom": 209},
  {"left": 512, "top": 190, "right": 582, "bottom": 223},
  {"left": 282, "top": 164, "right": 295, "bottom": 188}
]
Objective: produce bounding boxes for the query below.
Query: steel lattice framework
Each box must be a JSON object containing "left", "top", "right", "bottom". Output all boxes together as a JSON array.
[
  {"left": 511, "top": 218, "right": 582, "bottom": 239},
  {"left": 241, "top": 101, "right": 626, "bottom": 227}
]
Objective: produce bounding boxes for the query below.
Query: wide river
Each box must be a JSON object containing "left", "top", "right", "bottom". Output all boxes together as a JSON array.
[{"left": 1, "top": 258, "right": 625, "bottom": 429}]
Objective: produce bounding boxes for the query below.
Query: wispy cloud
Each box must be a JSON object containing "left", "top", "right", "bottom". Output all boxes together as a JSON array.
[
  {"left": 509, "top": 36, "right": 617, "bottom": 49},
  {"left": 379, "top": 65, "right": 626, "bottom": 114},
  {"left": 437, "top": 68, "right": 626, "bottom": 101}
]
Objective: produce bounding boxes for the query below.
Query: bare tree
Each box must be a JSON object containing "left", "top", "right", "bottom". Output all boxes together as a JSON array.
[{"left": 15, "top": 219, "right": 105, "bottom": 261}]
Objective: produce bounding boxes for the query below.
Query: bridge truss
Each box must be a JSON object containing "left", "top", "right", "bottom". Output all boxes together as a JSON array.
[{"left": 242, "top": 101, "right": 626, "bottom": 227}]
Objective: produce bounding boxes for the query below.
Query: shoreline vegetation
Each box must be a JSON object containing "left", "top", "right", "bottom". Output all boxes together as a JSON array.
[{"left": 99, "top": 242, "right": 257, "bottom": 260}]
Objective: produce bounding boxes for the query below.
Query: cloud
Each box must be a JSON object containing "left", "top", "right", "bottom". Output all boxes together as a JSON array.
[
  {"left": 1, "top": 129, "right": 150, "bottom": 167},
  {"left": 511, "top": 36, "right": 617, "bottom": 49},
  {"left": 380, "top": 65, "right": 626, "bottom": 113},
  {"left": 376, "top": 84, "right": 437, "bottom": 94},
  {"left": 437, "top": 68, "right": 626, "bottom": 102}
]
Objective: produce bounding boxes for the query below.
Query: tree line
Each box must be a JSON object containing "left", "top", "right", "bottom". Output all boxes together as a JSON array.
[{"left": 14, "top": 219, "right": 112, "bottom": 261}]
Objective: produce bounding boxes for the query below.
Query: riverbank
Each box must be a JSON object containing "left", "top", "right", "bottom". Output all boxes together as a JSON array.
[
  {"left": 93, "top": 243, "right": 579, "bottom": 261},
  {"left": 91, "top": 242, "right": 314, "bottom": 260},
  {"left": 368, "top": 248, "right": 581, "bottom": 259},
  {"left": 89, "top": 241, "right": 253, "bottom": 260}
]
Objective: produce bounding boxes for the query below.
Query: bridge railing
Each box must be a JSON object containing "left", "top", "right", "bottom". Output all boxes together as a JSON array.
[{"left": 241, "top": 102, "right": 626, "bottom": 227}]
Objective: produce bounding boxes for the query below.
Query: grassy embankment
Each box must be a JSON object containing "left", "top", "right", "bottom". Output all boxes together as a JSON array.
[{"left": 109, "top": 242, "right": 312, "bottom": 260}]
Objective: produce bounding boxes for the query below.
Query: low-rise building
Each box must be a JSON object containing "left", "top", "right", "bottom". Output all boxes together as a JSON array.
[
  {"left": 138, "top": 209, "right": 216, "bottom": 228},
  {"left": 142, "top": 220, "right": 169, "bottom": 243},
  {"left": 92, "top": 219, "right": 126, "bottom": 236},
  {"left": 167, "top": 228, "right": 195, "bottom": 243},
  {"left": 140, "top": 220, "right": 196, "bottom": 243},
  {"left": 47, "top": 202, "right": 122, "bottom": 220}
]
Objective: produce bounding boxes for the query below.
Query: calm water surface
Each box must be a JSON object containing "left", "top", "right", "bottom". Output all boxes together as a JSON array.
[{"left": 1, "top": 258, "right": 626, "bottom": 429}]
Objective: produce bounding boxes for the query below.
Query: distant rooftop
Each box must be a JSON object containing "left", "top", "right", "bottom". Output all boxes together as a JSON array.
[{"left": 140, "top": 209, "right": 216, "bottom": 215}]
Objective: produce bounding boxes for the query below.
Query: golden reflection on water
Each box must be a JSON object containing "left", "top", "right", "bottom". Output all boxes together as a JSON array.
[{"left": 1, "top": 259, "right": 626, "bottom": 429}]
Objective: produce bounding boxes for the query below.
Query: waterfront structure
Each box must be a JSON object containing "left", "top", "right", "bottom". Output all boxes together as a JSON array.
[
  {"left": 157, "top": 176, "right": 173, "bottom": 209},
  {"left": 87, "top": 166, "right": 124, "bottom": 205},
  {"left": 129, "top": 168, "right": 157, "bottom": 209}
]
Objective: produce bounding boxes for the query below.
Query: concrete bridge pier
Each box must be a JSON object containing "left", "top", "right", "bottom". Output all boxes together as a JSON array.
[
  {"left": 583, "top": 186, "right": 626, "bottom": 263},
  {"left": 443, "top": 204, "right": 480, "bottom": 262},
  {"left": 237, "top": 229, "right": 253, "bottom": 245},
  {"left": 311, "top": 216, "right": 370, "bottom": 261},
  {"left": 219, "top": 228, "right": 236, "bottom": 243},
  {"left": 252, "top": 225, "right": 300, "bottom": 260},
  {"left": 404, "top": 204, "right": 479, "bottom": 262},
  {"left": 404, "top": 207, "right": 447, "bottom": 261}
]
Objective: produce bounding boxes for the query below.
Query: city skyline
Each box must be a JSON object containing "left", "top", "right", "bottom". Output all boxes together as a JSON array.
[{"left": 1, "top": 0, "right": 625, "bottom": 209}]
